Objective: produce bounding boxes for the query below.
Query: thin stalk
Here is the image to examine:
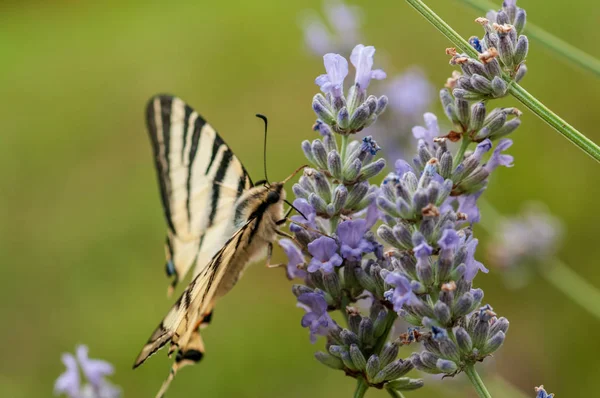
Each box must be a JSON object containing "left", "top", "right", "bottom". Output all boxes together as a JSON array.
[
  {"left": 457, "top": 0, "right": 600, "bottom": 78},
  {"left": 404, "top": 0, "right": 600, "bottom": 163},
  {"left": 464, "top": 364, "right": 493, "bottom": 398},
  {"left": 354, "top": 378, "right": 369, "bottom": 398},
  {"left": 341, "top": 134, "right": 350, "bottom": 164},
  {"left": 385, "top": 388, "right": 406, "bottom": 398},
  {"left": 454, "top": 137, "right": 471, "bottom": 167},
  {"left": 542, "top": 258, "right": 600, "bottom": 320}
]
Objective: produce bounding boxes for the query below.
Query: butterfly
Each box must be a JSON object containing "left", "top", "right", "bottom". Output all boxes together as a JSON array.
[{"left": 133, "top": 94, "right": 304, "bottom": 397}]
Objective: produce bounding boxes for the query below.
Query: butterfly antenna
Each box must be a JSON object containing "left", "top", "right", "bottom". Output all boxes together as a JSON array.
[{"left": 256, "top": 114, "right": 269, "bottom": 185}]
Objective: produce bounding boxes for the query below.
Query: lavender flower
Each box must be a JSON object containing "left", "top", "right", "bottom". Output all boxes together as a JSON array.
[
  {"left": 484, "top": 138, "right": 514, "bottom": 172},
  {"left": 315, "top": 53, "right": 348, "bottom": 99},
  {"left": 350, "top": 44, "right": 386, "bottom": 92},
  {"left": 412, "top": 113, "right": 440, "bottom": 143},
  {"left": 337, "top": 219, "right": 374, "bottom": 260},
  {"left": 464, "top": 237, "right": 489, "bottom": 281},
  {"left": 297, "top": 291, "right": 336, "bottom": 343},
  {"left": 54, "top": 346, "right": 120, "bottom": 398},
  {"left": 279, "top": 239, "right": 307, "bottom": 280},
  {"left": 299, "top": 0, "right": 362, "bottom": 55},
  {"left": 385, "top": 273, "right": 417, "bottom": 312},
  {"left": 386, "top": 68, "right": 435, "bottom": 118},
  {"left": 307, "top": 236, "right": 343, "bottom": 273},
  {"left": 535, "top": 385, "right": 555, "bottom": 398},
  {"left": 487, "top": 203, "right": 563, "bottom": 287}
]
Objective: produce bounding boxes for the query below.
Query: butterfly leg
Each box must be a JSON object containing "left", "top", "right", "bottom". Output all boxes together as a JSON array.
[{"left": 265, "top": 242, "right": 285, "bottom": 268}]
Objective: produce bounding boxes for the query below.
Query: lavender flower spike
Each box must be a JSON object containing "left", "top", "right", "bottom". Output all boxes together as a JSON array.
[
  {"left": 297, "top": 291, "right": 336, "bottom": 343},
  {"left": 350, "top": 44, "right": 386, "bottom": 92},
  {"left": 315, "top": 53, "right": 348, "bottom": 99},
  {"left": 307, "top": 236, "right": 343, "bottom": 273}
]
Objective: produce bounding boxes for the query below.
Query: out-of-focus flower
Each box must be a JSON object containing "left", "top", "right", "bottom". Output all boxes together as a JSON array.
[
  {"left": 487, "top": 203, "right": 563, "bottom": 287},
  {"left": 535, "top": 385, "right": 554, "bottom": 398},
  {"left": 54, "top": 346, "right": 120, "bottom": 398},
  {"left": 386, "top": 68, "right": 435, "bottom": 118}
]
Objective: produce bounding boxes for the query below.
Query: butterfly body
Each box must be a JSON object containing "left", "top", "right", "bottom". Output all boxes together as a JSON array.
[{"left": 134, "top": 95, "right": 291, "bottom": 397}]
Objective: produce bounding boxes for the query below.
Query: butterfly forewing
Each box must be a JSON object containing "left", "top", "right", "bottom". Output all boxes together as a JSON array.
[{"left": 146, "top": 95, "right": 252, "bottom": 294}]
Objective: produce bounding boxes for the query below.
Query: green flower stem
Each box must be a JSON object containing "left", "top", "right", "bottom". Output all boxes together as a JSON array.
[
  {"left": 457, "top": 0, "right": 600, "bottom": 78},
  {"left": 477, "top": 198, "right": 600, "bottom": 320},
  {"left": 354, "top": 378, "right": 369, "bottom": 398},
  {"left": 542, "top": 258, "right": 600, "bottom": 320},
  {"left": 404, "top": 0, "right": 600, "bottom": 163},
  {"left": 464, "top": 364, "right": 493, "bottom": 398},
  {"left": 454, "top": 136, "right": 471, "bottom": 167},
  {"left": 385, "top": 388, "right": 406, "bottom": 398},
  {"left": 341, "top": 134, "right": 350, "bottom": 164}
]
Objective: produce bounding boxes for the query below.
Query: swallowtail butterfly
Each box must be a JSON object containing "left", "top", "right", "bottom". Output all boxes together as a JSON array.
[{"left": 133, "top": 95, "right": 302, "bottom": 397}]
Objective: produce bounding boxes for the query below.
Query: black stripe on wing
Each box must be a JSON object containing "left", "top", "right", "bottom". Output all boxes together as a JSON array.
[{"left": 146, "top": 95, "right": 176, "bottom": 233}]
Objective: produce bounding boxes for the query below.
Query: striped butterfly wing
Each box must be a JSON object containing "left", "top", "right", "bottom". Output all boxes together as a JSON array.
[
  {"left": 146, "top": 95, "right": 252, "bottom": 295},
  {"left": 133, "top": 217, "right": 258, "bottom": 396}
]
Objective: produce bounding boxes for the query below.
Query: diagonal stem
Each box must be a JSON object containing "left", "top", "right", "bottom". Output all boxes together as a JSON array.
[
  {"left": 464, "top": 364, "right": 493, "bottom": 398},
  {"left": 404, "top": 0, "right": 600, "bottom": 163}
]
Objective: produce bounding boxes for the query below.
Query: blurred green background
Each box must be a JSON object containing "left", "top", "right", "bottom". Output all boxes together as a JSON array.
[{"left": 1, "top": 0, "right": 599, "bottom": 397}]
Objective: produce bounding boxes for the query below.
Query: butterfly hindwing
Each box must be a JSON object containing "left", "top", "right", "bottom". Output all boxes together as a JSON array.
[
  {"left": 133, "top": 218, "right": 255, "bottom": 369},
  {"left": 146, "top": 95, "right": 252, "bottom": 294}
]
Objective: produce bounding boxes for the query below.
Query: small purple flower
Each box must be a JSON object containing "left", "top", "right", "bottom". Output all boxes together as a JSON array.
[
  {"left": 307, "top": 236, "right": 343, "bottom": 273},
  {"left": 457, "top": 190, "right": 483, "bottom": 224},
  {"left": 54, "top": 353, "right": 80, "bottom": 398},
  {"left": 413, "top": 241, "right": 433, "bottom": 258},
  {"left": 297, "top": 291, "right": 335, "bottom": 343},
  {"left": 290, "top": 198, "right": 317, "bottom": 233},
  {"left": 300, "top": 15, "right": 334, "bottom": 56},
  {"left": 54, "top": 346, "right": 120, "bottom": 398},
  {"left": 385, "top": 272, "right": 416, "bottom": 312},
  {"left": 350, "top": 44, "right": 386, "bottom": 91},
  {"left": 464, "top": 237, "right": 489, "bottom": 281},
  {"left": 394, "top": 159, "right": 414, "bottom": 177},
  {"left": 472, "top": 139, "right": 493, "bottom": 162},
  {"left": 412, "top": 113, "right": 439, "bottom": 143},
  {"left": 386, "top": 68, "right": 434, "bottom": 117},
  {"left": 337, "top": 219, "right": 374, "bottom": 260},
  {"left": 485, "top": 139, "right": 514, "bottom": 172},
  {"left": 76, "top": 345, "right": 114, "bottom": 389},
  {"left": 324, "top": 0, "right": 361, "bottom": 46},
  {"left": 535, "top": 385, "right": 554, "bottom": 398},
  {"left": 315, "top": 53, "right": 348, "bottom": 99},
  {"left": 438, "top": 229, "right": 460, "bottom": 251},
  {"left": 279, "top": 239, "right": 307, "bottom": 280}
]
